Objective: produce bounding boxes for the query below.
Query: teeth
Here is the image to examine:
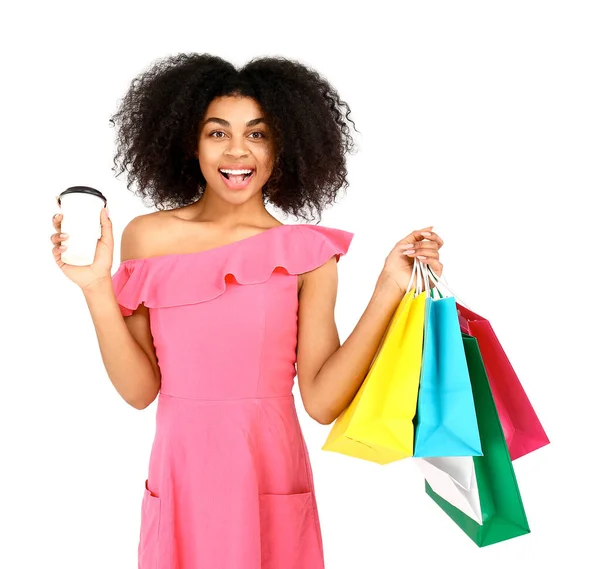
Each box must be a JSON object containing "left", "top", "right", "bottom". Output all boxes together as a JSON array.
[{"left": 220, "top": 169, "right": 253, "bottom": 175}]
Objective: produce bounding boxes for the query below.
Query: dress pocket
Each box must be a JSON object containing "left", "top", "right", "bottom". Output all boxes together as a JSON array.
[
  {"left": 138, "top": 479, "right": 161, "bottom": 569},
  {"left": 259, "top": 491, "right": 324, "bottom": 569}
]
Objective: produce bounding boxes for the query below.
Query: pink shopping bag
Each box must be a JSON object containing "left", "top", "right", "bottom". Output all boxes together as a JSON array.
[{"left": 456, "top": 303, "right": 550, "bottom": 460}]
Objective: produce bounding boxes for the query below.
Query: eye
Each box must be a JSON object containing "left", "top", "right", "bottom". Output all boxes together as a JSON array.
[
  {"left": 249, "top": 131, "right": 265, "bottom": 139},
  {"left": 209, "top": 130, "right": 226, "bottom": 138}
]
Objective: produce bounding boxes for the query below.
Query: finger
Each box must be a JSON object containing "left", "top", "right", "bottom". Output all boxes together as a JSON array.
[
  {"left": 407, "top": 228, "right": 433, "bottom": 242},
  {"left": 52, "top": 243, "right": 67, "bottom": 262},
  {"left": 52, "top": 212, "right": 62, "bottom": 230},
  {"left": 407, "top": 250, "right": 439, "bottom": 261},
  {"left": 406, "top": 252, "right": 441, "bottom": 278},
  {"left": 412, "top": 240, "right": 439, "bottom": 251},
  {"left": 50, "top": 232, "right": 68, "bottom": 245},
  {"left": 406, "top": 244, "right": 439, "bottom": 256},
  {"left": 418, "top": 231, "right": 444, "bottom": 248},
  {"left": 99, "top": 206, "right": 113, "bottom": 242},
  {"left": 397, "top": 228, "right": 434, "bottom": 247},
  {"left": 417, "top": 254, "right": 443, "bottom": 274}
]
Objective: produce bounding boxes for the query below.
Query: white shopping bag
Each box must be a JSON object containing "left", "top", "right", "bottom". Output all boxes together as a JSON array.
[{"left": 416, "top": 457, "right": 483, "bottom": 524}]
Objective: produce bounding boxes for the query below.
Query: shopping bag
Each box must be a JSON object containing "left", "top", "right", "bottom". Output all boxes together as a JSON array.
[
  {"left": 456, "top": 303, "right": 549, "bottom": 460},
  {"left": 423, "top": 334, "right": 531, "bottom": 547},
  {"left": 413, "top": 268, "right": 482, "bottom": 457},
  {"left": 322, "top": 263, "right": 427, "bottom": 464},
  {"left": 416, "top": 456, "right": 482, "bottom": 523}
]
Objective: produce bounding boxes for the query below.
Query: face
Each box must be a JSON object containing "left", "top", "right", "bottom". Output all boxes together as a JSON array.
[{"left": 196, "top": 96, "right": 274, "bottom": 203}]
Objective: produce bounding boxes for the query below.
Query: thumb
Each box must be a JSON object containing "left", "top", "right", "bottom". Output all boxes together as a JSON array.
[{"left": 100, "top": 206, "right": 112, "bottom": 236}]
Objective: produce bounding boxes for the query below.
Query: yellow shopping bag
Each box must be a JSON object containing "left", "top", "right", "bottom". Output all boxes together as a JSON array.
[{"left": 322, "top": 289, "right": 427, "bottom": 464}]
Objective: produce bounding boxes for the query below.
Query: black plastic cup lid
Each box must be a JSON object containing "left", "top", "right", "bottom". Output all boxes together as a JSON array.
[{"left": 58, "top": 186, "right": 107, "bottom": 206}]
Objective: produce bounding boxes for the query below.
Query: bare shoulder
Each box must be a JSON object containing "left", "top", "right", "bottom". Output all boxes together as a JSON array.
[
  {"left": 119, "top": 206, "right": 287, "bottom": 263},
  {"left": 119, "top": 210, "right": 169, "bottom": 262}
]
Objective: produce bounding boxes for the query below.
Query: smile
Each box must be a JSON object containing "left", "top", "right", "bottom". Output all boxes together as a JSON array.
[{"left": 219, "top": 168, "right": 255, "bottom": 190}]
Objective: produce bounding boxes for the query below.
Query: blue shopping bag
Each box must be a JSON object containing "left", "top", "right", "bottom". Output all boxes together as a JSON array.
[{"left": 413, "top": 286, "right": 482, "bottom": 457}]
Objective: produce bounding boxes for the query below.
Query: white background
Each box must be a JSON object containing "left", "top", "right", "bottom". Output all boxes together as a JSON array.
[{"left": 2, "top": 1, "right": 598, "bottom": 567}]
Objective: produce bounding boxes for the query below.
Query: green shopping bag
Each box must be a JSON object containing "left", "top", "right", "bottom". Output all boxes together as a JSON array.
[{"left": 425, "top": 334, "right": 530, "bottom": 547}]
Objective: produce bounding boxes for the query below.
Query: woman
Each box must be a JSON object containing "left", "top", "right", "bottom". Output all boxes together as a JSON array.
[{"left": 50, "top": 53, "right": 443, "bottom": 569}]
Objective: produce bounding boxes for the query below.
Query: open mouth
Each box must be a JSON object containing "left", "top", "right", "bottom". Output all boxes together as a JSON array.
[
  {"left": 219, "top": 168, "right": 254, "bottom": 180},
  {"left": 218, "top": 168, "right": 255, "bottom": 190}
]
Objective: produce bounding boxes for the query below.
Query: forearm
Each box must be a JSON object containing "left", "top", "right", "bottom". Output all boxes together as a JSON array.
[
  {"left": 82, "top": 278, "right": 159, "bottom": 409},
  {"left": 312, "top": 272, "right": 406, "bottom": 424}
]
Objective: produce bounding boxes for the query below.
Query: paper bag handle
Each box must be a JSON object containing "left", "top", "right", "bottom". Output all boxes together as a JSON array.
[{"left": 425, "top": 265, "right": 471, "bottom": 309}]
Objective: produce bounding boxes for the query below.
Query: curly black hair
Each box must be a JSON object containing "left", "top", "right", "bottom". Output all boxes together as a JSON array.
[{"left": 108, "top": 53, "right": 358, "bottom": 222}]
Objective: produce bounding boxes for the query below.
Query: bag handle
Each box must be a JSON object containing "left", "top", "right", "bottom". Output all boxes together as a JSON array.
[
  {"left": 415, "top": 259, "right": 423, "bottom": 295},
  {"left": 406, "top": 258, "right": 419, "bottom": 294},
  {"left": 415, "top": 259, "right": 429, "bottom": 296},
  {"left": 406, "top": 259, "right": 430, "bottom": 297},
  {"left": 419, "top": 260, "right": 444, "bottom": 299},
  {"left": 425, "top": 265, "right": 471, "bottom": 308},
  {"left": 407, "top": 258, "right": 428, "bottom": 296},
  {"left": 406, "top": 260, "right": 460, "bottom": 301}
]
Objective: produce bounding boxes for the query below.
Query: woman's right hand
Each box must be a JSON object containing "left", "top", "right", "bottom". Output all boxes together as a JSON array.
[{"left": 51, "top": 204, "right": 115, "bottom": 291}]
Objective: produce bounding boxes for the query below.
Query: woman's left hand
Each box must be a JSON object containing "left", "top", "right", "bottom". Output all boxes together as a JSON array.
[{"left": 380, "top": 226, "right": 444, "bottom": 294}]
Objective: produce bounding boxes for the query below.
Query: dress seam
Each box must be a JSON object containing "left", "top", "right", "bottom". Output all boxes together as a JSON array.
[
  {"left": 298, "top": 419, "right": 325, "bottom": 562},
  {"left": 254, "top": 283, "right": 267, "bottom": 397},
  {"left": 158, "top": 392, "right": 292, "bottom": 402}
]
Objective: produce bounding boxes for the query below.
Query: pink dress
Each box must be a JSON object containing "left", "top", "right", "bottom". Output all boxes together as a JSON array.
[{"left": 111, "top": 223, "right": 354, "bottom": 569}]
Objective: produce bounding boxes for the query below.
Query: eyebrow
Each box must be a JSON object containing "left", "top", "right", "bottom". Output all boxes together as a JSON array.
[{"left": 203, "top": 117, "right": 265, "bottom": 128}]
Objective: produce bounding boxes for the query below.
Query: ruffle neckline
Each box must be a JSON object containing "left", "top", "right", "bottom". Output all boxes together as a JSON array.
[{"left": 111, "top": 224, "right": 354, "bottom": 316}]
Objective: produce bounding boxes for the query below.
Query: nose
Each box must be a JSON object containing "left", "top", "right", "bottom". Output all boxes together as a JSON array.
[{"left": 225, "top": 135, "right": 249, "bottom": 158}]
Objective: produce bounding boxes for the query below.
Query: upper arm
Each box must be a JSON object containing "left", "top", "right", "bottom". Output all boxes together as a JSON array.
[
  {"left": 296, "top": 255, "right": 340, "bottom": 418},
  {"left": 120, "top": 214, "right": 155, "bottom": 262},
  {"left": 118, "top": 215, "right": 161, "bottom": 384}
]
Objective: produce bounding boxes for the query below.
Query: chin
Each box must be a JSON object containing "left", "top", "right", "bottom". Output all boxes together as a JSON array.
[{"left": 208, "top": 184, "right": 263, "bottom": 203}]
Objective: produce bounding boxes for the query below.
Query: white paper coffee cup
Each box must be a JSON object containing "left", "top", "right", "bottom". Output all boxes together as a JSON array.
[{"left": 58, "top": 186, "right": 107, "bottom": 266}]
